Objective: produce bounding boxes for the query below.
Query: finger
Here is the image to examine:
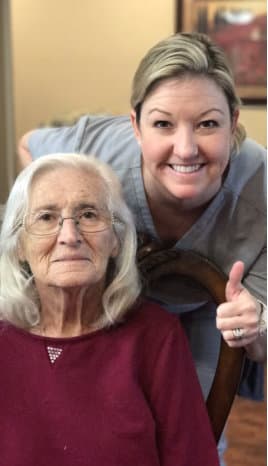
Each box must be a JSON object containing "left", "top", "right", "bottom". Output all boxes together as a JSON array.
[
  {"left": 221, "top": 328, "right": 258, "bottom": 342},
  {"left": 221, "top": 329, "right": 258, "bottom": 348},
  {"left": 223, "top": 337, "right": 255, "bottom": 348},
  {"left": 226, "top": 261, "right": 245, "bottom": 302},
  {"left": 216, "top": 315, "right": 244, "bottom": 331},
  {"left": 217, "top": 302, "right": 238, "bottom": 319}
]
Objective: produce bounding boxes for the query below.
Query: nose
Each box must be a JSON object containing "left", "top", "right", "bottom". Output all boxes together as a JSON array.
[
  {"left": 57, "top": 218, "right": 82, "bottom": 245},
  {"left": 173, "top": 126, "right": 198, "bottom": 160}
]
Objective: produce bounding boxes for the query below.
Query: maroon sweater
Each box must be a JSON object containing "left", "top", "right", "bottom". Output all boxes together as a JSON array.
[{"left": 0, "top": 301, "right": 219, "bottom": 466}]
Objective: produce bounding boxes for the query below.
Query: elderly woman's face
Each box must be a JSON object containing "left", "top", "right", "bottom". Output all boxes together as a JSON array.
[
  {"left": 19, "top": 167, "right": 118, "bottom": 291},
  {"left": 131, "top": 76, "right": 239, "bottom": 210}
]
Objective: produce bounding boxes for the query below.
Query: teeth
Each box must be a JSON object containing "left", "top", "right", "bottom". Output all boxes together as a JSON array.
[{"left": 171, "top": 164, "right": 201, "bottom": 173}]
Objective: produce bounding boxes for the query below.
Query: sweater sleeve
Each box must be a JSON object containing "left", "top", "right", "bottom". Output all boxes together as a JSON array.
[{"left": 147, "top": 321, "right": 220, "bottom": 466}]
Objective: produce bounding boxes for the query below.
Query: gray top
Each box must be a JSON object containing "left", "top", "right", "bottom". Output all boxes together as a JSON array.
[{"left": 29, "top": 114, "right": 267, "bottom": 399}]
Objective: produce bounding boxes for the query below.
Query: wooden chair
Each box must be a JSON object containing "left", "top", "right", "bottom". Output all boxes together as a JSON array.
[{"left": 137, "top": 238, "right": 245, "bottom": 443}]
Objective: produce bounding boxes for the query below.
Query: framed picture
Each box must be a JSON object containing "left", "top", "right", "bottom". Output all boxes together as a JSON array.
[{"left": 176, "top": 1, "right": 267, "bottom": 103}]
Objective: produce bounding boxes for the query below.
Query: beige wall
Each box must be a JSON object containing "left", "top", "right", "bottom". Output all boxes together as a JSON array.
[
  {"left": 11, "top": 0, "right": 175, "bottom": 140},
  {"left": 9, "top": 0, "right": 267, "bottom": 150},
  {"left": 239, "top": 107, "right": 266, "bottom": 146}
]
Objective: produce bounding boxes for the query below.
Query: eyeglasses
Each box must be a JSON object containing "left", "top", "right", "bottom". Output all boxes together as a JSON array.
[{"left": 23, "top": 208, "right": 119, "bottom": 236}]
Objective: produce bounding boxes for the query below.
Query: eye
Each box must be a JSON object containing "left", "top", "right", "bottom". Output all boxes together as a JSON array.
[
  {"left": 80, "top": 209, "right": 99, "bottom": 221},
  {"left": 153, "top": 120, "right": 172, "bottom": 128},
  {"left": 199, "top": 119, "right": 218, "bottom": 129},
  {"left": 34, "top": 211, "right": 57, "bottom": 223}
]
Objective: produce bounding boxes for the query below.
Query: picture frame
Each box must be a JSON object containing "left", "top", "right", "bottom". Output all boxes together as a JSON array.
[{"left": 176, "top": 1, "right": 267, "bottom": 104}]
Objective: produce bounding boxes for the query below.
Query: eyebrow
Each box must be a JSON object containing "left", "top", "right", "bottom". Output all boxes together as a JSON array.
[
  {"left": 31, "top": 204, "right": 59, "bottom": 213},
  {"left": 75, "top": 203, "right": 99, "bottom": 210},
  {"left": 148, "top": 108, "right": 172, "bottom": 116},
  {"left": 147, "top": 107, "right": 225, "bottom": 117},
  {"left": 199, "top": 108, "right": 225, "bottom": 117},
  {"left": 31, "top": 202, "right": 99, "bottom": 213}
]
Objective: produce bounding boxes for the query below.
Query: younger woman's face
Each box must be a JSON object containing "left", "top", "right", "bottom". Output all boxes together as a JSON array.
[{"left": 131, "top": 76, "right": 239, "bottom": 210}]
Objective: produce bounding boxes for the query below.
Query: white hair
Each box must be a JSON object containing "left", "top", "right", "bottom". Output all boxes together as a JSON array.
[{"left": 0, "top": 153, "right": 141, "bottom": 329}]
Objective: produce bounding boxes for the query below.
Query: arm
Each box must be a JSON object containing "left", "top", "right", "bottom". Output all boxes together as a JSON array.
[
  {"left": 148, "top": 322, "right": 219, "bottom": 466},
  {"left": 16, "top": 116, "right": 89, "bottom": 170},
  {"left": 16, "top": 115, "right": 136, "bottom": 173},
  {"left": 216, "top": 260, "right": 267, "bottom": 362}
]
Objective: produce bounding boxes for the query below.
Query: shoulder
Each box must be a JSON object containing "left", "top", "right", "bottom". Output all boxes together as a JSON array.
[
  {"left": 0, "top": 320, "right": 15, "bottom": 343},
  {"left": 224, "top": 138, "right": 266, "bottom": 207},
  {"left": 78, "top": 114, "right": 140, "bottom": 167},
  {"left": 0, "top": 320, "right": 10, "bottom": 331},
  {"left": 239, "top": 138, "right": 266, "bottom": 158},
  {"left": 230, "top": 138, "right": 266, "bottom": 177},
  {"left": 77, "top": 114, "right": 133, "bottom": 138},
  {"left": 126, "top": 300, "right": 184, "bottom": 339},
  {"left": 203, "top": 139, "right": 266, "bottom": 287}
]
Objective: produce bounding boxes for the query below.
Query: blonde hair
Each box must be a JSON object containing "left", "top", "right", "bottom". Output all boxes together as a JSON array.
[
  {"left": 0, "top": 154, "right": 141, "bottom": 330},
  {"left": 131, "top": 32, "right": 246, "bottom": 153}
]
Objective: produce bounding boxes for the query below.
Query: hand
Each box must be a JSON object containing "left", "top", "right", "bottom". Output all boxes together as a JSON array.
[{"left": 216, "top": 261, "right": 260, "bottom": 347}]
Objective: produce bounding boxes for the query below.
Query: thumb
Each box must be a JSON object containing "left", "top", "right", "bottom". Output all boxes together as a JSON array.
[{"left": 226, "top": 261, "right": 245, "bottom": 302}]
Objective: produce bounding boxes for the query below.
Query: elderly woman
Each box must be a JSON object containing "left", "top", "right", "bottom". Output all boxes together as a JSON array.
[{"left": 0, "top": 153, "right": 219, "bottom": 466}]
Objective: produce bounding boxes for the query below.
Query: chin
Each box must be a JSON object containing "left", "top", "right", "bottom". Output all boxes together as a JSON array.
[
  {"left": 52, "top": 271, "right": 106, "bottom": 289},
  {"left": 169, "top": 186, "right": 202, "bottom": 200},
  {"left": 47, "top": 273, "right": 93, "bottom": 288}
]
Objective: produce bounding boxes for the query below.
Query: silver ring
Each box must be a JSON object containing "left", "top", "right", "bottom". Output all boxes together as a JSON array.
[{"left": 232, "top": 328, "right": 244, "bottom": 340}]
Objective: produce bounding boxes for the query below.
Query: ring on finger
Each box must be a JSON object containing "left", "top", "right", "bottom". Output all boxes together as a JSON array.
[{"left": 232, "top": 327, "right": 244, "bottom": 340}]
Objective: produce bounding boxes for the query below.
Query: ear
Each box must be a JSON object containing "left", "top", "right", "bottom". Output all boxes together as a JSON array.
[
  {"left": 130, "top": 110, "right": 142, "bottom": 145},
  {"left": 17, "top": 239, "right": 26, "bottom": 262},
  {"left": 231, "top": 109, "right": 239, "bottom": 134},
  {"left": 110, "top": 235, "right": 120, "bottom": 259}
]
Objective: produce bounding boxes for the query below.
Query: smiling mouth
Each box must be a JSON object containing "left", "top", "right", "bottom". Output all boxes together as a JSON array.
[{"left": 169, "top": 164, "right": 203, "bottom": 173}]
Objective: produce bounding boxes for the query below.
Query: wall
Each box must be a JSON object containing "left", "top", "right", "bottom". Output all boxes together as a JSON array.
[
  {"left": 10, "top": 0, "right": 175, "bottom": 141},
  {"left": 239, "top": 107, "right": 266, "bottom": 146}
]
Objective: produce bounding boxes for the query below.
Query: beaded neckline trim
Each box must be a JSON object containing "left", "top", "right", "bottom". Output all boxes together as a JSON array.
[{"left": 46, "top": 346, "right": 63, "bottom": 364}]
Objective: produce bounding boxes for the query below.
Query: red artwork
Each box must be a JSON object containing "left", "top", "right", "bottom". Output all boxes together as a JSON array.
[
  {"left": 177, "top": 1, "right": 267, "bottom": 102},
  {"left": 205, "top": 13, "right": 266, "bottom": 87}
]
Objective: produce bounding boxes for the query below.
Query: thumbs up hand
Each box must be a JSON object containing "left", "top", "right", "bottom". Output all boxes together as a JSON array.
[{"left": 216, "top": 261, "right": 261, "bottom": 347}]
